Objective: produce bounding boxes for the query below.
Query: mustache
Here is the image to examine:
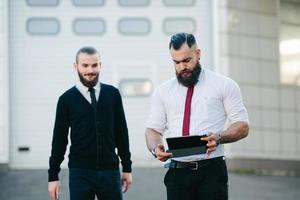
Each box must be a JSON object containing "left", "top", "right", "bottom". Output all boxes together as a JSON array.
[
  {"left": 84, "top": 73, "right": 97, "bottom": 76},
  {"left": 179, "top": 69, "right": 192, "bottom": 74}
]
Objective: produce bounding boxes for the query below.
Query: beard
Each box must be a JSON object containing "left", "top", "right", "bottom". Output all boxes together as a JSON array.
[
  {"left": 78, "top": 71, "right": 99, "bottom": 88},
  {"left": 176, "top": 62, "right": 201, "bottom": 87}
]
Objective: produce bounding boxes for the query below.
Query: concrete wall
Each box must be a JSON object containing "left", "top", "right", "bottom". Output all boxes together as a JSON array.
[
  {"left": 0, "top": 0, "right": 9, "bottom": 164},
  {"left": 218, "top": 0, "right": 300, "bottom": 174}
]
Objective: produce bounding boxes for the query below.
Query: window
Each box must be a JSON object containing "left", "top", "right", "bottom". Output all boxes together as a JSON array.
[
  {"left": 119, "top": 79, "right": 153, "bottom": 97},
  {"left": 26, "top": 0, "right": 59, "bottom": 6},
  {"left": 26, "top": 18, "right": 60, "bottom": 35},
  {"left": 118, "top": 18, "right": 151, "bottom": 35},
  {"left": 280, "top": 0, "right": 300, "bottom": 85},
  {"left": 72, "top": 0, "right": 105, "bottom": 6},
  {"left": 73, "top": 18, "right": 106, "bottom": 35},
  {"left": 163, "top": 0, "right": 195, "bottom": 7},
  {"left": 163, "top": 17, "right": 196, "bottom": 35},
  {"left": 118, "top": 0, "right": 150, "bottom": 6}
]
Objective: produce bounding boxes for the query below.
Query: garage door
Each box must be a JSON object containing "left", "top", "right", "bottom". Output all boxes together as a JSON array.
[{"left": 9, "top": 0, "right": 213, "bottom": 168}]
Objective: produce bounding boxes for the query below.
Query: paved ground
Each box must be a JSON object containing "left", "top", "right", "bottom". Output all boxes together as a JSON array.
[{"left": 0, "top": 167, "right": 300, "bottom": 200}]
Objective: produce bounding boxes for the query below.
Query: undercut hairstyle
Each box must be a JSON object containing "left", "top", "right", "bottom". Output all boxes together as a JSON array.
[
  {"left": 168, "top": 32, "right": 197, "bottom": 50},
  {"left": 75, "top": 46, "right": 99, "bottom": 63}
]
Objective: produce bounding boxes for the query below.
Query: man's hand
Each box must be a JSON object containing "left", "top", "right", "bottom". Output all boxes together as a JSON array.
[
  {"left": 145, "top": 128, "right": 171, "bottom": 161},
  {"left": 155, "top": 144, "right": 173, "bottom": 162},
  {"left": 122, "top": 172, "right": 132, "bottom": 193},
  {"left": 201, "top": 133, "right": 219, "bottom": 157},
  {"left": 48, "top": 181, "right": 60, "bottom": 200}
]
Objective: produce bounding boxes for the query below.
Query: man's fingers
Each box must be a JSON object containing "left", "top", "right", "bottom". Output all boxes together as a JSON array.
[
  {"left": 201, "top": 135, "right": 214, "bottom": 141},
  {"left": 56, "top": 186, "right": 60, "bottom": 199},
  {"left": 121, "top": 173, "right": 132, "bottom": 193},
  {"left": 155, "top": 144, "right": 172, "bottom": 162},
  {"left": 122, "top": 178, "right": 132, "bottom": 193},
  {"left": 48, "top": 181, "right": 60, "bottom": 200},
  {"left": 156, "top": 144, "right": 165, "bottom": 152},
  {"left": 48, "top": 187, "right": 55, "bottom": 200},
  {"left": 157, "top": 151, "right": 172, "bottom": 157},
  {"left": 49, "top": 191, "right": 58, "bottom": 200},
  {"left": 157, "top": 152, "right": 172, "bottom": 162},
  {"left": 207, "top": 140, "right": 217, "bottom": 148},
  {"left": 201, "top": 134, "right": 218, "bottom": 157},
  {"left": 122, "top": 181, "right": 128, "bottom": 193},
  {"left": 207, "top": 147, "right": 217, "bottom": 153},
  {"left": 205, "top": 146, "right": 216, "bottom": 158},
  {"left": 49, "top": 191, "right": 56, "bottom": 200}
]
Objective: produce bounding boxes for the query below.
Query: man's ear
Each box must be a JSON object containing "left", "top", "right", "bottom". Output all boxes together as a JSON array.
[
  {"left": 196, "top": 48, "right": 201, "bottom": 59},
  {"left": 73, "top": 62, "right": 77, "bottom": 69}
]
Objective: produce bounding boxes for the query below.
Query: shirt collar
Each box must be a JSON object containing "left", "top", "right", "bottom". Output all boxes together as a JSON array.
[
  {"left": 76, "top": 80, "right": 101, "bottom": 94},
  {"left": 196, "top": 67, "right": 204, "bottom": 86}
]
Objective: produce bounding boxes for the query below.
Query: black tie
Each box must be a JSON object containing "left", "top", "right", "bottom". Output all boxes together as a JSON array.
[{"left": 88, "top": 87, "right": 97, "bottom": 110}]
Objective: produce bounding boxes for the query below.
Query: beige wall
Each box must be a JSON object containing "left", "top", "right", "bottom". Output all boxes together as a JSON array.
[{"left": 218, "top": 0, "right": 300, "bottom": 163}]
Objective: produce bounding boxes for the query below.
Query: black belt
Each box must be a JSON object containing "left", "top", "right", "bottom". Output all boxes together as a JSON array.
[{"left": 165, "top": 156, "right": 225, "bottom": 170}]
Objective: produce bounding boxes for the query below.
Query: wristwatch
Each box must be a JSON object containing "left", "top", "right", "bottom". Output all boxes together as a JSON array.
[
  {"left": 215, "top": 132, "right": 222, "bottom": 146},
  {"left": 150, "top": 147, "right": 157, "bottom": 158}
]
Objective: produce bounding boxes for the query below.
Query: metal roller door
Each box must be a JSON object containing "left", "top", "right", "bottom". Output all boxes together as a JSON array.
[{"left": 9, "top": 0, "right": 213, "bottom": 168}]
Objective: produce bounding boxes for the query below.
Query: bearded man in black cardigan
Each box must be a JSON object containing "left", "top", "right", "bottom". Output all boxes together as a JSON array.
[{"left": 48, "top": 46, "right": 132, "bottom": 200}]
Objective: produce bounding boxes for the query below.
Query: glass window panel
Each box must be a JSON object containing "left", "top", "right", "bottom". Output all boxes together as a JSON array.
[
  {"left": 119, "top": 79, "right": 153, "bottom": 97},
  {"left": 118, "top": 0, "right": 150, "bottom": 6},
  {"left": 118, "top": 18, "right": 150, "bottom": 35},
  {"left": 26, "top": 0, "right": 59, "bottom": 6},
  {"left": 163, "top": 0, "right": 195, "bottom": 7},
  {"left": 72, "top": 0, "right": 105, "bottom": 6},
  {"left": 73, "top": 18, "right": 106, "bottom": 35},
  {"left": 280, "top": 25, "right": 300, "bottom": 84},
  {"left": 280, "top": 0, "right": 300, "bottom": 85},
  {"left": 163, "top": 18, "right": 196, "bottom": 35},
  {"left": 281, "top": 1, "right": 300, "bottom": 26},
  {"left": 26, "top": 18, "right": 60, "bottom": 35}
]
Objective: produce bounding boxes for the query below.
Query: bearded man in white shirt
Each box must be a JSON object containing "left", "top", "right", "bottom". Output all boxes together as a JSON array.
[{"left": 145, "top": 32, "right": 249, "bottom": 200}]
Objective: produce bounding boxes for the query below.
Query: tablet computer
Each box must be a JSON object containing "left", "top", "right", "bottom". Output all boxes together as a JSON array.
[{"left": 166, "top": 135, "right": 207, "bottom": 157}]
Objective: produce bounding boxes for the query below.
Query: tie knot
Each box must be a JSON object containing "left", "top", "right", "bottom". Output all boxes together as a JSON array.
[
  {"left": 88, "top": 87, "right": 95, "bottom": 94},
  {"left": 187, "top": 85, "right": 194, "bottom": 95},
  {"left": 188, "top": 85, "right": 194, "bottom": 90}
]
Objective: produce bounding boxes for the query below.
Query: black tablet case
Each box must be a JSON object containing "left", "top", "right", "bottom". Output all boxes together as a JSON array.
[{"left": 166, "top": 135, "right": 207, "bottom": 157}]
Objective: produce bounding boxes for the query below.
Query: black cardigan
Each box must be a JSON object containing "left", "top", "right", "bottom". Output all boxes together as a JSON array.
[{"left": 48, "top": 83, "right": 132, "bottom": 181}]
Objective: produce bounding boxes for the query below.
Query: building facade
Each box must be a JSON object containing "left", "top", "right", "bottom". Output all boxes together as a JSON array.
[{"left": 0, "top": 0, "right": 299, "bottom": 174}]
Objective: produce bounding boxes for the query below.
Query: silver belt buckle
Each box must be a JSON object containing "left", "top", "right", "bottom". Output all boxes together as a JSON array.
[{"left": 190, "top": 161, "right": 198, "bottom": 170}]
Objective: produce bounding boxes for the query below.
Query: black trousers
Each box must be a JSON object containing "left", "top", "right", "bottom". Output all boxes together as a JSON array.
[
  {"left": 69, "top": 168, "right": 123, "bottom": 200},
  {"left": 164, "top": 159, "right": 228, "bottom": 200}
]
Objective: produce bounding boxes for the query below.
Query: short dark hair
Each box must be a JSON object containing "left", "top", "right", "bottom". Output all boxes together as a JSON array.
[
  {"left": 168, "top": 32, "right": 197, "bottom": 50},
  {"left": 76, "top": 46, "right": 99, "bottom": 63}
]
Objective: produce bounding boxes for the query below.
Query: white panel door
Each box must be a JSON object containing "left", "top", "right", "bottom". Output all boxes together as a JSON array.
[{"left": 9, "top": 0, "right": 213, "bottom": 168}]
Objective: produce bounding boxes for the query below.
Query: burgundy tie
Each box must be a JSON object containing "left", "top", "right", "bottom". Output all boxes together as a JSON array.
[{"left": 182, "top": 86, "right": 194, "bottom": 136}]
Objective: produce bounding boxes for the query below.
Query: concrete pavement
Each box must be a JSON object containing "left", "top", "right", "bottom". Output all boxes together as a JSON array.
[{"left": 1, "top": 167, "right": 300, "bottom": 200}]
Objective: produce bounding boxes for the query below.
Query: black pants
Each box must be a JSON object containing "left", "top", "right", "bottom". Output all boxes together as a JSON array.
[
  {"left": 164, "top": 159, "right": 228, "bottom": 200},
  {"left": 69, "top": 168, "right": 123, "bottom": 200}
]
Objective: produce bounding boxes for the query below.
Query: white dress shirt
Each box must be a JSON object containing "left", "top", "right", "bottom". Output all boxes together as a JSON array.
[
  {"left": 146, "top": 68, "right": 249, "bottom": 161},
  {"left": 75, "top": 81, "right": 101, "bottom": 103}
]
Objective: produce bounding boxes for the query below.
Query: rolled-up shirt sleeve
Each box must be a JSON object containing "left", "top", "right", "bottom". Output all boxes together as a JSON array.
[
  {"left": 146, "top": 88, "right": 167, "bottom": 134},
  {"left": 223, "top": 79, "right": 249, "bottom": 125}
]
